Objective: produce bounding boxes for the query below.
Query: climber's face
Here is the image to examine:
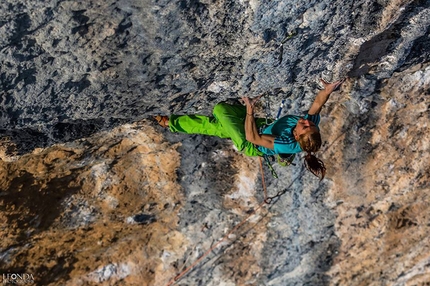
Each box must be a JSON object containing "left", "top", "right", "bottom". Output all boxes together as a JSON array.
[{"left": 293, "top": 118, "right": 318, "bottom": 140}]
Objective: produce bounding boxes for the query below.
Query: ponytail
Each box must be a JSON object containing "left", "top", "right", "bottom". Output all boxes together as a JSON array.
[
  {"left": 304, "top": 152, "right": 326, "bottom": 180},
  {"left": 297, "top": 132, "right": 326, "bottom": 180}
]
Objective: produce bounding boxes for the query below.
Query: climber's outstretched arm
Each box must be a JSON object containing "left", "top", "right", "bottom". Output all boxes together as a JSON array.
[{"left": 308, "top": 78, "right": 345, "bottom": 115}]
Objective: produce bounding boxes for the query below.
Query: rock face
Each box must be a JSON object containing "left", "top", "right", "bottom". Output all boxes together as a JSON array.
[{"left": 0, "top": 0, "right": 429, "bottom": 285}]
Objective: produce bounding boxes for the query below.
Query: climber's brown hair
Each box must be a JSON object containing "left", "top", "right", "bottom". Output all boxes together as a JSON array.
[{"left": 297, "top": 131, "right": 326, "bottom": 180}]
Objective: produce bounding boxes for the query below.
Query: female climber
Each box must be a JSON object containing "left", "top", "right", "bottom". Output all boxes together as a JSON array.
[{"left": 155, "top": 78, "right": 344, "bottom": 180}]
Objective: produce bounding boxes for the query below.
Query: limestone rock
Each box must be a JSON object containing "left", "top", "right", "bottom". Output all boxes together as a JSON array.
[{"left": 0, "top": 0, "right": 429, "bottom": 285}]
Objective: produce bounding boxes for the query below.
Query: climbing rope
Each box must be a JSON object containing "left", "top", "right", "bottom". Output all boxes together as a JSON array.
[{"left": 166, "top": 157, "right": 282, "bottom": 286}]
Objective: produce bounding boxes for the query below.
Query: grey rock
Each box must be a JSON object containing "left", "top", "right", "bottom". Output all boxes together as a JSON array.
[{"left": 0, "top": 0, "right": 429, "bottom": 285}]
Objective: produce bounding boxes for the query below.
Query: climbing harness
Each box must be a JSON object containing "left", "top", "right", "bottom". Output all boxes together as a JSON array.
[{"left": 263, "top": 153, "right": 296, "bottom": 179}]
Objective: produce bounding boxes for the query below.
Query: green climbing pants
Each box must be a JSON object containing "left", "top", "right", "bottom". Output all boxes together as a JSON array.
[{"left": 169, "top": 102, "right": 266, "bottom": 157}]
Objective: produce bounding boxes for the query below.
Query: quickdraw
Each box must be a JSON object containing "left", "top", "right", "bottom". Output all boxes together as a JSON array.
[{"left": 263, "top": 153, "right": 296, "bottom": 179}]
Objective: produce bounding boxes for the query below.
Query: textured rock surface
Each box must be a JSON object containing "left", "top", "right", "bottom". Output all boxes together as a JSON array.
[{"left": 0, "top": 0, "right": 429, "bottom": 285}]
